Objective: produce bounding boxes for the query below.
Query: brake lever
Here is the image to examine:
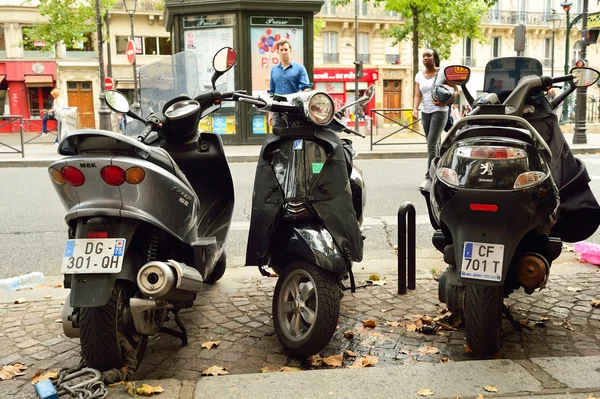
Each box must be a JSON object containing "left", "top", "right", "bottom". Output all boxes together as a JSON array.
[{"left": 344, "top": 126, "right": 366, "bottom": 138}]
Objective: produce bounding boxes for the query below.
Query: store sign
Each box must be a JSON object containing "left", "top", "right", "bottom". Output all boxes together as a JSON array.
[
  {"left": 314, "top": 68, "right": 379, "bottom": 82},
  {"left": 183, "top": 15, "right": 233, "bottom": 28},
  {"left": 250, "top": 16, "right": 304, "bottom": 27}
]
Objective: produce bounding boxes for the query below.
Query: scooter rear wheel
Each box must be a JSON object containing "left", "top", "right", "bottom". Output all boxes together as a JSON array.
[
  {"left": 204, "top": 250, "right": 227, "bottom": 284},
  {"left": 273, "top": 261, "right": 340, "bottom": 357},
  {"left": 464, "top": 283, "right": 503, "bottom": 358},
  {"left": 79, "top": 282, "right": 148, "bottom": 371}
]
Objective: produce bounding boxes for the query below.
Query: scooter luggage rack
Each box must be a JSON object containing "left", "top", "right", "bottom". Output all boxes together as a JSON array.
[{"left": 397, "top": 201, "right": 416, "bottom": 295}]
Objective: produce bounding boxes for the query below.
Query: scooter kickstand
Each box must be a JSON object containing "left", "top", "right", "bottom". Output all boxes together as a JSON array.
[
  {"left": 502, "top": 303, "right": 522, "bottom": 332},
  {"left": 159, "top": 310, "right": 188, "bottom": 346}
]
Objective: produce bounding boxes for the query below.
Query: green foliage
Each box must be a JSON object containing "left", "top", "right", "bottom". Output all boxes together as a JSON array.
[
  {"left": 21, "top": 0, "right": 116, "bottom": 54},
  {"left": 314, "top": 18, "right": 326, "bottom": 39}
]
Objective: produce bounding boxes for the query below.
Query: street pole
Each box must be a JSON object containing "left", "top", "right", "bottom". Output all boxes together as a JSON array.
[
  {"left": 551, "top": 30, "right": 556, "bottom": 76},
  {"left": 573, "top": 0, "right": 589, "bottom": 144},
  {"left": 561, "top": 1, "right": 572, "bottom": 124},
  {"left": 96, "top": 0, "right": 112, "bottom": 131},
  {"left": 354, "top": 0, "right": 359, "bottom": 132},
  {"left": 129, "top": 13, "right": 140, "bottom": 115},
  {"left": 106, "top": 10, "right": 112, "bottom": 79}
]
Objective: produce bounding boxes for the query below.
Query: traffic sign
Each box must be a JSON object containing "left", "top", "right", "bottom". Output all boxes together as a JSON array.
[
  {"left": 126, "top": 40, "right": 136, "bottom": 65},
  {"left": 104, "top": 77, "right": 114, "bottom": 90}
]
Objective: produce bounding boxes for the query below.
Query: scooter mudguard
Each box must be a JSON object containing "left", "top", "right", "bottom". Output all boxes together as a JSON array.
[{"left": 286, "top": 226, "right": 347, "bottom": 274}]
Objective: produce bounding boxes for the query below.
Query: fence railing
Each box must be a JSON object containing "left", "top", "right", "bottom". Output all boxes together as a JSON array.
[
  {"left": 369, "top": 108, "right": 425, "bottom": 150},
  {"left": 0, "top": 116, "right": 25, "bottom": 158}
]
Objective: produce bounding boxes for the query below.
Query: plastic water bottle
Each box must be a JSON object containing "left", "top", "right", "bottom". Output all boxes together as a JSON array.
[{"left": 0, "top": 272, "right": 45, "bottom": 291}]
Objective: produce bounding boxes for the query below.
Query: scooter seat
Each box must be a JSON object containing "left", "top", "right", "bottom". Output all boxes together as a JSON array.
[{"left": 455, "top": 125, "right": 534, "bottom": 145}]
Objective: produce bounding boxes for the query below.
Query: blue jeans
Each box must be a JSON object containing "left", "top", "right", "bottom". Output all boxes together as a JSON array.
[
  {"left": 420, "top": 110, "right": 448, "bottom": 178},
  {"left": 42, "top": 115, "right": 52, "bottom": 133}
]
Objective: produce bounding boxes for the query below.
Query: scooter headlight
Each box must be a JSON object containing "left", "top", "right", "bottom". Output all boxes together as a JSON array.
[{"left": 305, "top": 92, "right": 334, "bottom": 125}]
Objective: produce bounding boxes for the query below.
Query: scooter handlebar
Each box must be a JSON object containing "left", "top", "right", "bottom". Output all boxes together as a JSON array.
[{"left": 552, "top": 74, "right": 573, "bottom": 84}]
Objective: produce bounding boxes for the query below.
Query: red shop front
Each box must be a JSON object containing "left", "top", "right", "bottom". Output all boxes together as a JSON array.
[
  {"left": 313, "top": 67, "right": 378, "bottom": 126},
  {"left": 0, "top": 61, "right": 57, "bottom": 133}
]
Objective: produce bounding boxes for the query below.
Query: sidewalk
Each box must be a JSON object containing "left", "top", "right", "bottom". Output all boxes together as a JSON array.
[
  {"left": 1, "top": 129, "right": 600, "bottom": 167},
  {"left": 1, "top": 256, "right": 599, "bottom": 398}
]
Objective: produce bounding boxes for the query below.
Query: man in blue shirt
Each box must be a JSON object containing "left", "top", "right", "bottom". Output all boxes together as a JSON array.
[{"left": 268, "top": 39, "right": 312, "bottom": 128}]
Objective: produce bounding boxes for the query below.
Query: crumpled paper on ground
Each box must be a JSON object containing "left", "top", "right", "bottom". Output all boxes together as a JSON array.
[{"left": 573, "top": 241, "right": 600, "bottom": 265}]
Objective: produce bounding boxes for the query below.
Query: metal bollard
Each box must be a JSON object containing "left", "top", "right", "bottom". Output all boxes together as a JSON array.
[{"left": 398, "top": 201, "right": 416, "bottom": 295}]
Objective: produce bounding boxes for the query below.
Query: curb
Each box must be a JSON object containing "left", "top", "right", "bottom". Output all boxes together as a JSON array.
[{"left": 1, "top": 147, "right": 599, "bottom": 168}]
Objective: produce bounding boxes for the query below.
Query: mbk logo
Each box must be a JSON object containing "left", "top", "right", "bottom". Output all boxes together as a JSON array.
[
  {"left": 79, "top": 163, "right": 97, "bottom": 168},
  {"left": 480, "top": 162, "right": 494, "bottom": 175}
]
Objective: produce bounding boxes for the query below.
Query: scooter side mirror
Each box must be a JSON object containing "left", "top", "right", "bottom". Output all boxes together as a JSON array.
[
  {"left": 211, "top": 47, "right": 237, "bottom": 90},
  {"left": 105, "top": 90, "right": 130, "bottom": 113},
  {"left": 363, "top": 85, "right": 375, "bottom": 102},
  {"left": 570, "top": 66, "right": 600, "bottom": 87},
  {"left": 444, "top": 65, "right": 471, "bottom": 86}
]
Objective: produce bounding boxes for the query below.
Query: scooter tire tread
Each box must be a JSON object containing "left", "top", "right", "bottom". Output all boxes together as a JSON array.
[
  {"left": 204, "top": 252, "right": 226, "bottom": 284},
  {"left": 273, "top": 261, "right": 340, "bottom": 357},
  {"left": 464, "top": 283, "right": 503, "bottom": 358}
]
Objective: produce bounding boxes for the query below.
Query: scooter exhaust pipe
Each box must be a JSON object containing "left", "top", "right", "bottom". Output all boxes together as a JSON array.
[
  {"left": 516, "top": 253, "right": 549, "bottom": 294},
  {"left": 137, "top": 260, "right": 203, "bottom": 301}
]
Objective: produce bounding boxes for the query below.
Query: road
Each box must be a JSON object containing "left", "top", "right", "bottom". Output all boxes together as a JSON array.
[{"left": 2, "top": 156, "right": 600, "bottom": 279}]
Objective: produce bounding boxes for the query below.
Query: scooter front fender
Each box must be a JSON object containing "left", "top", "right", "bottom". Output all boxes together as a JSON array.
[{"left": 285, "top": 225, "right": 348, "bottom": 275}]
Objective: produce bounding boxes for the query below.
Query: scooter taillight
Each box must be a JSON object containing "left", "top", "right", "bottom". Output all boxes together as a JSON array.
[
  {"left": 87, "top": 232, "right": 108, "bottom": 238},
  {"left": 470, "top": 203, "right": 498, "bottom": 212},
  {"left": 61, "top": 166, "right": 85, "bottom": 187},
  {"left": 101, "top": 166, "right": 126, "bottom": 186},
  {"left": 456, "top": 146, "right": 526, "bottom": 160}
]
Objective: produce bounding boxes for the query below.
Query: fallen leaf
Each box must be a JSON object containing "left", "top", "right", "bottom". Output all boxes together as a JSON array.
[
  {"left": 201, "top": 341, "right": 221, "bottom": 350},
  {"left": 399, "top": 348, "right": 411, "bottom": 355},
  {"left": 484, "top": 384, "right": 499, "bottom": 392},
  {"left": 405, "top": 324, "right": 417, "bottom": 332},
  {"left": 417, "top": 388, "right": 435, "bottom": 397},
  {"left": 55, "top": 285, "right": 62, "bottom": 288},
  {"left": 587, "top": 394, "right": 598, "bottom": 399},
  {"left": 343, "top": 330, "right": 355, "bottom": 339},
  {"left": 126, "top": 381, "right": 137, "bottom": 396},
  {"left": 31, "top": 370, "right": 58, "bottom": 385},
  {"left": 13, "top": 298, "right": 27, "bottom": 304},
  {"left": 363, "top": 320, "right": 377, "bottom": 328},
  {"left": 259, "top": 367, "right": 272, "bottom": 373},
  {"left": 30, "top": 370, "right": 41, "bottom": 380},
  {"left": 386, "top": 321, "right": 400, "bottom": 327},
  {"left": 412, "top": 314, "right": 425, "bottom": 320},
  {"left": 108, "top": 381, "right": 126, "bottom": 387},
  {"left": 464, "top": 344, "right": 472, "bottom": 353},
  {"left": 135, "top": 383, "right": 163, "bottom": 396},
  {"left": 344, "top": 349, "right": 357, "bottom": 357},
  {"left": 323, "top": 354, "right": 343, "bottom": 367},
  {"left": 308, "top": 354, "right": 323, "bottom": 367},
  {"left": 591, "top": 299, "right": 600, "bottom": 308},
  {"left": 440, "top": 356, "right": 449, "bottom": 363},
  {"left": 278, "top": 366, "right": 302, "bottom": 372},
  {"left": 418, "top": 346, "right": 439, "bottom": 356},
  {"left": 0, "top": 362, "right": 27, "bottom": 380},
  {"left": 440, "top": 307, "right": 449, "bottom": 314},
  {"left": 201, "top": 365, "right": 228, "bottom": 376},
  {"left": 43, "top": 295, "right": 52, "bottom": 299},
  {"left": 348, "top": 355, "right": 379, "bottom": 368},
  {"left": 368, "top": 274, "right": 380, "bottom": 281},
  {"left": 477, "top": 395, "right": 484, "bottom": 399}
]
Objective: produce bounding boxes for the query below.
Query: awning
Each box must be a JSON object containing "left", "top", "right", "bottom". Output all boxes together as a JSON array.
[
  {"left": 116, "top": 81, "right": 135, "bottom": 90},
  {"left": 24, "top": 75, "right": 54, "bottom": 87},
  {"left": 0, "top": 75, "right": 6, "bottom": 85}
]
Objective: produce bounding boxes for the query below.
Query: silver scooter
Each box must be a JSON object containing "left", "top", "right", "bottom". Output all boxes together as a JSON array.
[{"left": 47, "top": 48, "right": 238, "bottom": 372}]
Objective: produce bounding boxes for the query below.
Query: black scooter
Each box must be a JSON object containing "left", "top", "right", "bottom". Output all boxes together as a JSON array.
[
  {"left": 422, "top": 57, "right": 600, "bottom": 357},
  {"left": 233, "top": 86, "right": 374, "bottom": 356}
]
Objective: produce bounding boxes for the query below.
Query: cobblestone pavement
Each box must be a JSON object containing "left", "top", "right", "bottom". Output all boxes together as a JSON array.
[{"left": 1, "top": 267, "right": 599, "bottom": 397}]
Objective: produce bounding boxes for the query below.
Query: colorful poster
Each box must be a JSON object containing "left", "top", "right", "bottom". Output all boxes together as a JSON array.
[
  {"left": 212, "top": 116, "right": 226, "bottom": 134},
  {"left": 252, "top": 115, "right": 267, "bottom": 134},
  {"left": 250, "top": 19, "right": 304, "bottom": 96},
  {"left": 225, "top": 116, "right": 236, "bottom": 134},
  {"left": 199, "top": 116, "right": 212, "bottom": 132},
  {"left": 184, "top": 27, "right": 234, "bottom": 93}
]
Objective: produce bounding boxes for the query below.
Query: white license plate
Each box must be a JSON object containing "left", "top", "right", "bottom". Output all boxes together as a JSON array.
[
  {"left": 460, "top": 241, "right": 504, "bottom": 282},
  {"left": 61, "top": 239, "right": 126, "bottom": 274}
]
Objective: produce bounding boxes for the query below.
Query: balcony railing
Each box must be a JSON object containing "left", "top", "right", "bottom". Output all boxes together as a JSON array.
[
  {"left": 462, "top": 57, "right": 475, "bottom": 66},
  {"left": 385, "top": 54, "right": 400, "bottom": 64},
  {"left": 358, "top": 53, "right": 370, "bottom": 63},
  {"left": 317, "top": 3, "right": 404, "bottom": 21},
  {"left": 323, "top": 53, "right": 339, "bottom": 63},
  {"left": 482, "top": 10, "right": 565, "bottom": 27},
  {"left": 111, "top": 0, "right": 163, "bottom": 12}
]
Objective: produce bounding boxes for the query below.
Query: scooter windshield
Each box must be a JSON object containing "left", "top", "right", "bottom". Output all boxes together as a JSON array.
[
  {"left": 483, "top": 57, "right": 543, "bottom": 100},
  {"left": 125, "top": 51, "right": 201, "bottom": 136}
]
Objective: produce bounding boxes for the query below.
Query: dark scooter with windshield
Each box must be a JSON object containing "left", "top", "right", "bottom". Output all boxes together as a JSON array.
[
  {"left": 421, "top": 57, "right": 600, "bottom": 357},
  {"left": 47, "top": 47, "right": 239, "bottom": 372},
  {"left": 230, "top": 86, "right": 374, "bottom": 356}
]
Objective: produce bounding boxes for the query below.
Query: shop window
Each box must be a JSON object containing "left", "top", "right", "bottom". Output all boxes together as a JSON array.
[
  {"left": 67, "top": 32, "right": 94, "bottom": 51},
  {"left": 0, "top": 26, "right": 6, "bottom": 57},
  {"left": 28, "top": 87, "right": 53, "bottom": 119},
  {"left": 116, "top": 36, "right": 171, "bottom": 55},
  {"left": 323, "top": 32, "right": 338, "bottom": 63}
]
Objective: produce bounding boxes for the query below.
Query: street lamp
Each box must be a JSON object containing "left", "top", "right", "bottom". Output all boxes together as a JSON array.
[
  {"left": 547, "top": 10, "right": 561, "bottom": 76},
  {"left": 96, "top": 0, "right": 112, "bottom": 131},
  {"left": 561, "top": 0, "right": 573, "bottom": 124},
  {"left": 123, "top": 0, "right": 140, "bottom": 114}
]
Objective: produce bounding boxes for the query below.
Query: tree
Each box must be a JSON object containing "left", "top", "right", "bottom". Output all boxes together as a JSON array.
[
  {"left": 21, "top": 0, "right": 115, "bottom": 85},
  {"left": 333, "top": 0, "right": 496, "bottom": 83}
]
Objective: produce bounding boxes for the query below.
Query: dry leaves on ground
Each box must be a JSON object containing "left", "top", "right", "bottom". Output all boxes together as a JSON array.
[
  {"left": 201, "top": 341, "right": 221, "bottom": 350},
  {"left": 277, "top": 367, "right": 302, "bottom": 372},
  {"left": 417, "top": 388, "right": 435, "bottom": 397},
  {"left": 386, "top": 321, "right": 401, "bottom": 327},
  {"left": 308, "top": 354, "right": 323, "bottom": 367},
  {"left": 323, "top": 354, "right": 343, "bottom": 367},
  {"left": 344, "top": 349, "right": 357, "bottom": 357},
  {"left": 363, "top": 320, "right": 377, "bottom": 328},
  {"left": 30, "top": 370, "right": 58, "bottom": 385},
  {"left": 343, "top": 330, "right": 355, "bottom": 339},
  {"left": 418, "top": 346, "right": 440, "bottom": 356},
  {"left": 0, "top": 362, "right": 27, "bottom": 380},
  {"left": 43, "top": 295, "right": 52, "bottom": 299},
  {"left": 591, "top": 299, "right": 600, "bottom": 307},
  {"left": 135, "top": 384, "right": 164, "bottom": 396},
  {"left": 405, "top": 324, "right": 417, "bottom": 332},
  {"left": 348, "top": 355, "right": 379, "bottom": 368},
  {"left": 201, "top": 366, "right": 228, "bottom": 376},
  {"left": 483, "top": 384, "right": 499, "bottom": 392}
]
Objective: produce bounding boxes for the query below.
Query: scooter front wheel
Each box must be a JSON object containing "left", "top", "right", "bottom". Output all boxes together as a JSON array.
[
  {"left": 273, "top": 261, "right": 340, "bottom": 357},
  {"left": 464, "top": 283, "right": 503, "bottom": 358}
]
